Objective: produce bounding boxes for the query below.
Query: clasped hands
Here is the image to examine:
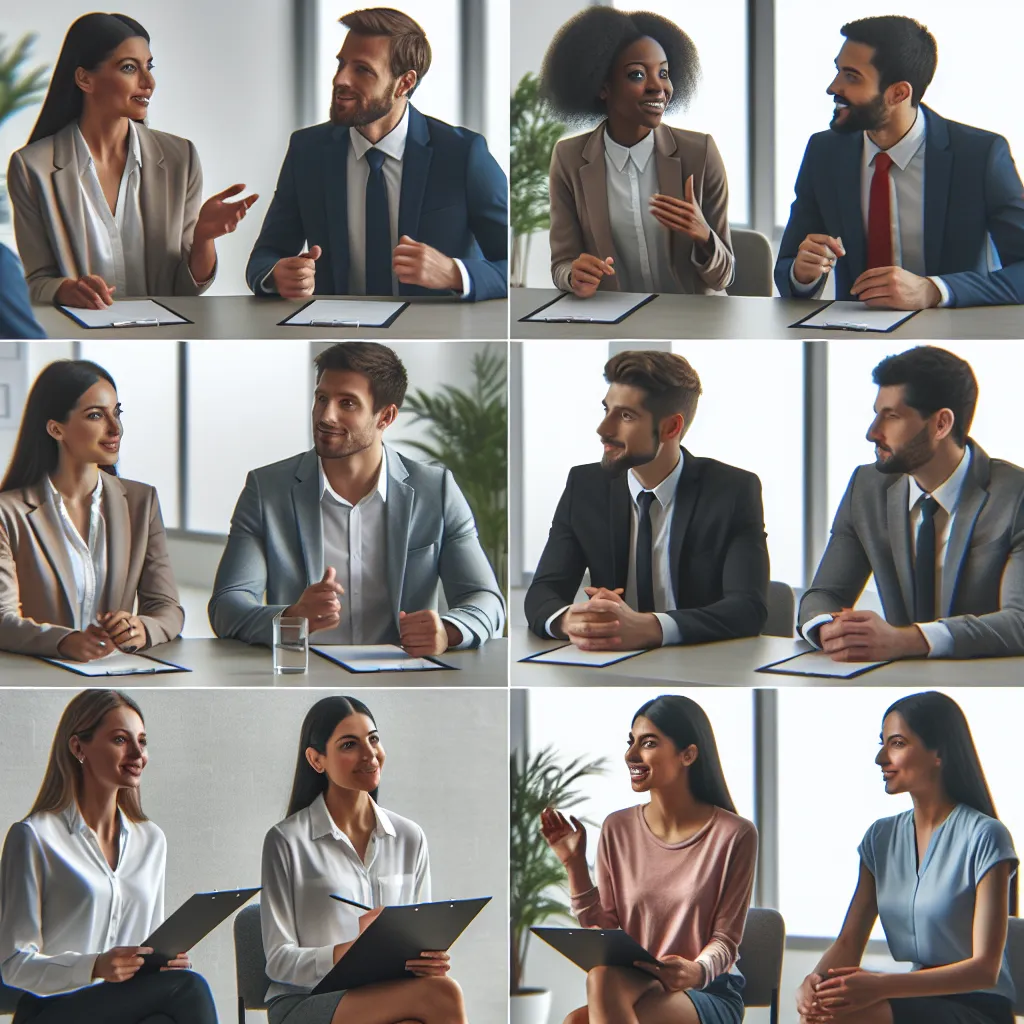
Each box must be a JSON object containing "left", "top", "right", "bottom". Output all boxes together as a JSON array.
[
  {"left": 334, "top": 907, "right": 450, "bottom": 977},
  {"left": 555, "top": 587, "right": 662, "bottom": 650},
  {"left": 797, "top": 968, "right": 887, "bottom": 1022},
  {"left": 56, "top": 611, "right": 147, "bottom": 662},
  {"left": 817, "top": 610, "right": 928, "bottom": 662}
]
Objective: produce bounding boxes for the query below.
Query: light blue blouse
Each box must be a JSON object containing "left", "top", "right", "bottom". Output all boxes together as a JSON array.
[{"left": 859, "top": 803, "right": 1018, "bottom": 1002}]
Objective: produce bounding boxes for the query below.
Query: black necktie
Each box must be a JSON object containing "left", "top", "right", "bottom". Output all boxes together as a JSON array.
[
  {"left": 365, "top": 148, "right": 392, "bottom": 296},
  {"left": 636, "top": 490, "right": 656, "bottom": 613},
  {"left": 914, "top": 496, "right": 940, "bottom": 622}
]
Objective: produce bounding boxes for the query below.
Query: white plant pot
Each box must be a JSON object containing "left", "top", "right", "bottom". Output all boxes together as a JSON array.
[{"left": 510, "top": 988, "right": 553, "bottom": 1024}]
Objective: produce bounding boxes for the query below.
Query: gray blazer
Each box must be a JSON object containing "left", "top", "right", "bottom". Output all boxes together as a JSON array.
[
  {"left": 208, "top": 446, "right": 505, "bottom": 647},
  {"left": 799, "top": 441, "right": 1024, "bottom": 658}
]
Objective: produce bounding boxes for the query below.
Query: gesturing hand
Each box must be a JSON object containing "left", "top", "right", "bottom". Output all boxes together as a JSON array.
[
  {"left": 272, "top": 245, "right": 322, "bottom": 299},
  {"left": 194, "top": 184, "right": 259, "bottom": 242},
  {"left": 93, "top": 945, "right": 153, "bottom": 983},
  {"left": 793, "top": 234, "right": 845, "bottom": 286},
  {"left": 633, "top": 954, "right": 703, "bottom": 992},
  {"left": 539, "top": 807, "right": 586, "bottom": 865},
  {"left": 392, "top": 235, "right": 462, "bottom": 291},
  {"left": 649, "top": 176, "right": 711, "bottom": 244},
  {"left": 284, "top": 566, "right": 344, "bottom": 633},
  {"left": 850, "top": 266, "right": 941, "bottom": 309},
  {"left": 406, "top": 950, "right": 451, "bottom": 977},
  {"left": 57, "top": 624, "right": 113, "bottom": 662},
  {"left": 56, "top": 275, "right": 116, "bottom": 309},
  {"left": 569, "top": 254, "right": 615, "bottom": 297}
]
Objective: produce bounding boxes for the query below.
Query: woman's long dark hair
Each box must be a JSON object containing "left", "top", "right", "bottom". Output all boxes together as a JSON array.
[
  {"left": 884, "top": 690, "right": 1017, "bottom": 914},
  {"left": 1, "top": 360, "right": 119, "bottom": 493},
  {"left": 633, "top": 695, "right": 736, "bottom": 813},
  {"left": 28, "top": 13, "right": 150, "bottom": 144},
  {"left": 286, "top": 696, "right": 379, "bottom": 817}
]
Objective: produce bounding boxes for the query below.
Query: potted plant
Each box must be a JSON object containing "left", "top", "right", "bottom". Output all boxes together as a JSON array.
[
  {"left": 511, "top": 745, "right": 606, "bottom": 1024},
  {"left": 510, "top": 72, "right": 564, "bottom": 288},
  {"left": 0, "top": 34, "right": 50, "bottom": 225}
]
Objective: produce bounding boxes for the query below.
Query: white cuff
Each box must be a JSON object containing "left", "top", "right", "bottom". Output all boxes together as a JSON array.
[
  {"left": 695, "top": 955, "right": 714, "bottom": 990},
  {"left": 259, "top": 266, "right": 279, "bottom": 295},
  {"left": 928, "top": 275, "right": 953, "bottom": 308},
  {"left": 789, "top": 262, "right": 824, "bottom": 297},
  {"left": 654, "top": 612, "right": 680, "bottom": 647},
  {"left": 799, "top": 613, "right": 834, "bottom": 649},
  {"left": 453, "top": 258, "right": 471, "bottom": 298},
  {"left": 917, "top": 620, "right": 955, "bottom": 658},
  {"left": 441, "top": 616, "right": 472, "bottom": 650},
  {"left": 544, "top": 605, "right": 571, "bottom": 638},
  {"left": 315, "top": 943, "right": 336, "bottom": 981}
]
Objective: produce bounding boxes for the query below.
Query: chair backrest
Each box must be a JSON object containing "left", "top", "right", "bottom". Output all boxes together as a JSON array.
[
  {"left": 1005, "top": 916, "right": 1024, "bottom": 1015},
  {"left": 727, "top": 228, "right": 774, "bottom": 297},
  {"left": 235, "top": 902, "right": 270, "bottom": 1019},
  {"left": 764, "top": 581, "right": 796, "bottom": 638},
  {"left": 738, "top": 907, "right": 785, "bottom": 1022},
  {"left": 0, "top": 981, "right": 23, "bottom": 1017}
]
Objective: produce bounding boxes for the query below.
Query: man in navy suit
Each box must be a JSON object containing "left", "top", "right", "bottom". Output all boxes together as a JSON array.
[
  {"left": 0, "top": 244, "right": 46, "bottom": 339},
  {"left": 246, "top": 7, "right": 507, "bottom": 302},
  {"left": 776, "top": 16, "right": 1024, "bottom": 309}
]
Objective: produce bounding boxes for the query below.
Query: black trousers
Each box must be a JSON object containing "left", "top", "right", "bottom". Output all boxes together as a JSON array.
[{"left": 12, "top": 970, "right": 217, "bottom": 1024}]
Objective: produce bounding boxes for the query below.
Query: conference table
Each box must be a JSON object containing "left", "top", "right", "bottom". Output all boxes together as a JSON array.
[
  {"left": 33, "top": 295, "right": 508, "bottom": 340},
  {"left": 511, "top": 627, "right": 1024, "bottom": 687},
  {"left": 511, "top": 289, "right": 1024, "bottom": 340},
  {"left": 0, "top": 637, "right": 508, "bottom": 687}
]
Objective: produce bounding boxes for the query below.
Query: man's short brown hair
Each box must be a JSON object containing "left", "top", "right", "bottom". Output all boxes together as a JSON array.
[
  {"left": 604, "top": 350, "right": 702, "bottom": 434},
  {"left": 314, "top": 342, "right": 408, "bottom": 411},
  {"left": 340, "top": 8, "right": 432, "bottom": 93}
]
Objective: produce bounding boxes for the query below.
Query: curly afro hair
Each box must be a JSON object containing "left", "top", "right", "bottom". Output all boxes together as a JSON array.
[{"left": 540, "top": 8, "right": 701, "bottom": 125}]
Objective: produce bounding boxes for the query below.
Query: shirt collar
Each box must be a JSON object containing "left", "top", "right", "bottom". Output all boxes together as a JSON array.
[
  {"left": 308, "top": 792, "right": 398, "bottom": 842},
  {"left": 60, "top": 801, "right": 129, "bottom": 840},
  {"left": 319, "top": 448, "right": 388, "bottom": 507},
  {"left": 47, "top": 472, "right": 105, "bottom": 509},
  {"left": 907, "top": 445, "right": 972, "bottom": 516},
  {"left": 627, "top": 449, "right": 684, "bottom": 509},
  {"left": 864, "top": 107, "right": 926, "bottom": 172},
  {"left": 349, "top": 104, "right": 410, "bottom": 164},
  {"left": 603, "top": 128, "right": 655, "bottom": 174},
  {"left": 73, "top": 120, "right": 143, "bottom": 176}
]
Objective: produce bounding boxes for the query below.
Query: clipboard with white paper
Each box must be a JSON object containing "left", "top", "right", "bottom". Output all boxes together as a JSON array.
[
  {"left": 756, "top": 650, "right": 889, "bottom": 679},
  {"left": 311, "top": 644, "right": 454, "bottom": 672},
  {"left": 520, "top": 291, "right": 657, "bottom": 324},
  {"left": 58, "top": 299, "right": 192, "bottom": 329},
  {"left": 39, "top": 651, "right": 190, "bottom": 677},
  {"left": 519, "top": 644, "right": 645, "bottom": 668},
  {"left": 789, "top": 301, "right": 919, "bottom": 333},
  {"left": 279, "top": 299, "right": 408, "bottom": 328}
]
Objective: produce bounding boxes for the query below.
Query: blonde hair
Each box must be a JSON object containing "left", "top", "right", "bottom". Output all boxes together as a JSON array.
[{"left": 27, "top": 690, "right": 148, "bottom": 823}]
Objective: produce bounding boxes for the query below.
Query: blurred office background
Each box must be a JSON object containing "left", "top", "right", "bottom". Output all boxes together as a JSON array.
[
  {"left": 0, "top": 339, "right": 507, "bottom": 637},
  {"left": 0, "top": 0, "right": 510, "bottom": 294},
  {"left": 513, "top": 685, "right": 1024, "bottom": 1024},
  {"left": 510, "top": 339, "right": 1024, "bottom": 633},
  {"left": 510, "top": 0, "right": 1024, "bottom": 290}
]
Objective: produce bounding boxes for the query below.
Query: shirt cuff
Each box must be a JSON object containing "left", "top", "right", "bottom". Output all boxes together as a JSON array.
[
  {"left": 695, "top": 955, "right": 714, "bottom": 989},
  {"left": 917, "top": 620, "right": 955, "bottom": 658},
  {"left": 799, "top": 613, "right": 834, "bottom": 649},
  {"left": 544, "top": 605, "right": 571, "bottom": 638},
  {"left": 789, "top": 262, "right": 824, "bottom": 297},
  {"left": 315, "top": 943, "right": 336, "bottom": 981},
  {"left": 928, "top": 275, "right": 953, "bottom": 308},
  {"left": 259, "top": 266, "right": 279, "bottom": 295},
  {"left": 441, "top": 616, "right": 473, "bottom": 650},
  {"left": 453, "top": 258, "right": 471, "bottom": 298},
  {"left": 654, "top": 612, "right": 680, "bottom": 646}
]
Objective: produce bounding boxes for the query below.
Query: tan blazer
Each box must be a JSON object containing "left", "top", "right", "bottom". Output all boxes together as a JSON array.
[
  {"left": 6, "top": 122, "right": 214, "bottom": 305},
  {"left": 0, "top": 475, "right": 184, "bottom": 656},
  {"left": 548, "top": 122, "right": 734, "bottom": 294}
]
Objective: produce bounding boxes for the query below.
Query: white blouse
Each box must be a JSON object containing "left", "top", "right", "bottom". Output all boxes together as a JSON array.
[
  {"left": 46, "top": 474, "right": 107, "bottom": 630},
  {"left": 260, "top": 793, "right": 429, "bottom": 1001},
  {"left": 0, "top": 805, "right": 166, "bottom": 995}
]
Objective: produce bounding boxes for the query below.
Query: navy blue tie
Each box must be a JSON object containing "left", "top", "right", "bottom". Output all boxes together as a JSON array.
[
  {"left": 914, "top": 496, "right": 940, "bottom": 622},
  {"left": 636, "top": 490, "right": 656, "bottom": 613},
  {"left": 364, "top": 148, "right": 392, "bottom": 296}
]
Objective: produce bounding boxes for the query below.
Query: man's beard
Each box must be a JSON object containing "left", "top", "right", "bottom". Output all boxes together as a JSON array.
[
  {"left": 830, "top": 93, "right": 887, "bottom": 134},
  {"left": 314, "top": 423, "right": 376, "bottom": 460},
  {"left": 599, "top": 429, "right": 660, "bottom": 478},
  {"left": 329, "top": 91, "right": 394, "bottom": 128},
  {"left": 874, "top": 425, "right": 934, "bottom": 475}
]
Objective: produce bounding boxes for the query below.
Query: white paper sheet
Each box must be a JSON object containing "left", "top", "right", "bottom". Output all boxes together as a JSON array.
[
  {"left": 61, "top": 299, "right": 189, "bottom": 328},
  {"left": 281, "top": 300, "right": 406, "bottom": 327},
  {"left": 41, "top": 652, "right": 182, "bottom": 676},
  {"left": 792, "top": 301, "right": 917, "bottom": 332},
  {"left": 311, "top": 644, "right": 446, "bottom": 672},
  {"left": 522, "top": 645, "right": 645, "bottom": 667},
  {"left": 524, "top": 291, "right": 654, "bottom": 324},
  {"left": 758, "top": 650, "right": 888, "bottom": 678}
]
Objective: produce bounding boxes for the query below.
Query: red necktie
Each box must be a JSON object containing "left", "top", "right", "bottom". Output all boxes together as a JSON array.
[{"left": 866, "top": 151, "right": 894, "bottom": 269}]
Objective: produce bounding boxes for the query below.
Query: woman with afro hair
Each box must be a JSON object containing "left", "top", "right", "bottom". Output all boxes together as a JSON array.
[{"left": 541, "top": 8, "right": 734, "bottom": 299}]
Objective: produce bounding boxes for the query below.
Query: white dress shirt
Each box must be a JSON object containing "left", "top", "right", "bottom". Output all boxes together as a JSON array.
[
  {"left": 47, "top": 473, "right": 107, "bottom": 630},
  {"left": 0, "top": 805, "right": 166, "bottom": 996},
  {"left": 72, "top": 121, "right": 148, "bottom": 297},
  {"left": 260, "top": 793, "right": 429, "bottom": 1000},
  {"left": 545, "top": 454, "right": 685, "bottom": 646}
]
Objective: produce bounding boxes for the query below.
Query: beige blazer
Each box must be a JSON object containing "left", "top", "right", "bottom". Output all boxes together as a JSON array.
[
  {"left": 6, "top": 122, "right": 214, "bottom": 305},
  {"left": 0, "top": 475, "right": 184, "bottom": 656},
  {"left": 548, "top": 122, "right": 734, "bottom": 295}
]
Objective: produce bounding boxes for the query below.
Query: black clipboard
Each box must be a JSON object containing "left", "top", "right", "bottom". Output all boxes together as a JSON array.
[
  {"left": 57, "top": 300, "right": 194, "bottom": 330},
  {"left": 311, "top": 648, "right": 455, "bottom": 673},
  {"left": 518, "top": 645, "right": 646, "bottom": 668},
  {"left": 140, "top": 888, "right": 260, "bottom": 970},
  {"left": 531, "top": 927, "right": 659, "bottom": 971},
  {"left": 277, "top": 300, "right": 409, "bottom": 328},
  {"left": 755, "top": 651, "right": 890, "bottom": 679},
  {"left": 37, "top": 652, "right": 191, "bottom": 677},
  {"left": 519, "top": 293, "right": 658, "bottom": 324},
  {"left": 788, "top": 302, "right": 920, "bottom": 332},
  {"left": 312, "top": 896, "right": 491, "bottom": 993}
]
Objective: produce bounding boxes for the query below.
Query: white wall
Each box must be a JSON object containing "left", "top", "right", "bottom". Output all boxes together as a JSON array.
[{"left": 0, "top": 687, "right": 509, "bottom": 1024}]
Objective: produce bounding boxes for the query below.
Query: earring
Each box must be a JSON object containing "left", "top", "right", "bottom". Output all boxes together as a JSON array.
[{"left": 77, "top": 756, "right": 84, "bottom": 764}]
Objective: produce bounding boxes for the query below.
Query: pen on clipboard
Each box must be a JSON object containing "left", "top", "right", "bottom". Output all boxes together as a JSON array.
[
  {"left": 543, "top": 316, "right": 595, "bottom": 323},
  {"left": 828, "top": 320, "right": 872, "bottom": 331},
  {"left": 331, "top": 895, "right": 373, "bottom": 911},
  {"left": 112, "top": 317, "right": 160, "bottom": 327},
  {"left": 308, "top": 319, "right": 361, "bottom": 327}
]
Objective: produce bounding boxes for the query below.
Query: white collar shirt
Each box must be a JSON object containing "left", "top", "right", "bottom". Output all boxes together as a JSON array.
[{"left": 46, "top": 473, "right": 107, "bottom": 630}]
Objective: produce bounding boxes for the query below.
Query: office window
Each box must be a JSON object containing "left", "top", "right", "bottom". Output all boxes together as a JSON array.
[
  {"left": 612, "top": 1, "right": 749, "bottom": 225},
  {"left": 775, "top": 1, "right": 1024, "bottom": 228},
  {"left": 486, "top": 0, "right": 511, "bottom": 167}
]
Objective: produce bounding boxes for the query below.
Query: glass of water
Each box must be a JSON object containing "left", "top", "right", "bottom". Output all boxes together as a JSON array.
[{"left": 273, "top": 616, "right": 309, "bottom": 674}]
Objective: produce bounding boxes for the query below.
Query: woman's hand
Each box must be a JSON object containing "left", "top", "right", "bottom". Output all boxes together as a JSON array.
[
  {"left": 193, "top": 184, "right": 259, "bottom": 243},
  {"left": 633, "top": 955, "right": 703, "bottom": 992},
  {"left": 649, "top": 176, "right": 711, "bottom": 245},
  {"left": 406, "top": 950, "right": 451, "bottom": 977},
  {"left": 540, "top": 808, "right": 586, "bottom": 866},
  {"left": 93, "top": 945, "right": 152, "bottom": 983},
  {"left": 813, "top": 967, "right": 886, "bottom": 1015},
  {"left": 97, "top": 611, "right": 147, "bottom": 653},
  {"left": 57, "top": 625, "right": 113, "bottom": 662},
  {"left": 56, "top": 275, "right": 116, "bottom": 309},
  {"left": 333, "top": 906, "right": 384, "bottom": 963},
  {"left": 160, "top": 952, "right": 191, "bottom": 971},
  {"left": 796, "top": 971, "right": 825, "bottom": 1022},
  {"left": 569, "top": 254, "right": 615, "bottom": 297}
]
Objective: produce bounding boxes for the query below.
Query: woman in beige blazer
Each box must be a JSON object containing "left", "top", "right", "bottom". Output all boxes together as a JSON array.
[
  {"left": 0, "top": 360, "right": 184, "bottom": 660},
  {"left": 7, "top": 12, "right": 257, "bottom": 309},
  {"left": 541, "top": 8, "right": 734, "bottom": 298}
]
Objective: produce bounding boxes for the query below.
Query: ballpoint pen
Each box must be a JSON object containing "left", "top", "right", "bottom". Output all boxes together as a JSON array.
[
  {"left": 331, "top": 895, "right": 374, "bottom": 911},
  {"left": 543, "top": 316, "right": 595, "bottom": 323},
  {"left": 309, "top": 319, "right": 362, "bottom": 327},
  {"left": 113, "top": 317, "right": 161, "bottom": 327}
]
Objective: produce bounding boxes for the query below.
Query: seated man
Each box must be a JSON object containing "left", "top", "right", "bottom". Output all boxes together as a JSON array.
[
  {"left": 246, "top": 7, "right": 507, "bottom": 302},
  {"left": 525, "top": 350, "right": 768, "bottom": 650},
  {"left": 775, "top": 16, "right": 1024, "bottom": 309},
  {"left": 0, "top": 244, "right": 46, "bottom": 339},
  {"left": 800, "top": 345, "right": 1024, "bottom": 661},
  {"left": 209, "top": 342, "right": 505, "bottom": 652}
]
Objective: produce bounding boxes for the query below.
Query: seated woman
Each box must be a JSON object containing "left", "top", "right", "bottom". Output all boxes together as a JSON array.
[
  {"left": 261, "top": 696, "right": 467, "bottom": 1024},
  {"left": 6, "top": 12, "right": 257, "bottom": 308},
  {"left": 542, "top": 694, "right": 757, "bottom": 1024},
  {"left": 541, "top": 8, "right": 734, "bottom": 299},
  {"left": 0, "top": 689, "right": 218, "bottom": 1023},
  {"left": 0, "top": 359, "right": 184, "bottom": 659},
  {"left": 796, "top": 691, "right": 1017, "bottom": 1024}
]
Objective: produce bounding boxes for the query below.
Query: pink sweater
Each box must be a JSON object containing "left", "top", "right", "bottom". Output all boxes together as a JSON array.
[{"left": 571, "top": 805, "right": 758, "bottom": 983}]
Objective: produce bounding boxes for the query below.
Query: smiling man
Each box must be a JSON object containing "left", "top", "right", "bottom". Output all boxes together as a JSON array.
[
  {"left": 208, "top": 342, "right": 505, "bottom": 652},
  {"left": 525, "top": 349, "right": 768, "bottom": 651},
  {"left": 246, "top": 7, "right": 507, "bottom": 301},
  {"left": 775, "top": 16, "right": 1024, "bottom": 309},
  {"left": 800, "top": 346, "right": 1024, "bottom": 662}
]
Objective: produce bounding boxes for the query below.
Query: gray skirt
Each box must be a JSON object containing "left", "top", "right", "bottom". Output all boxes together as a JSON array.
[{"left": 267, "top": 990, "right": 347, "bottom": 1024}]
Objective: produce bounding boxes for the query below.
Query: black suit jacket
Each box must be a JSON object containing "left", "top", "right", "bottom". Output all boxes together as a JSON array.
[{"left": 525, "top": 450, "right": 769, "bottom": 644}]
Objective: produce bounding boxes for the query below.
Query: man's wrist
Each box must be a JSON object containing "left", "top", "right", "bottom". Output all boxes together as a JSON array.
[
  {"left": 642, "top": 613, "right": 663, "bottom": 648},
  {"left": 443, "top": 620, "right": 462, "bottom": 649},
  {"left": 903, "top": 625, "right": 930, "bottom": 658}
]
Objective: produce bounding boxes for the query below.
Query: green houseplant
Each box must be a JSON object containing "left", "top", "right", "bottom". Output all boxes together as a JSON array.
[
  {"left": 0, "top": 34, "right": 50, "bottom": 225},
  {"left": 402, "top": 347, "right": 507, "bottom": 600},
  {"left": 510, "top": 72, "right": 564, "bottom": 287},
  {"left": 510, "top": 746, "right": 606, "bottom": 1024}
]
